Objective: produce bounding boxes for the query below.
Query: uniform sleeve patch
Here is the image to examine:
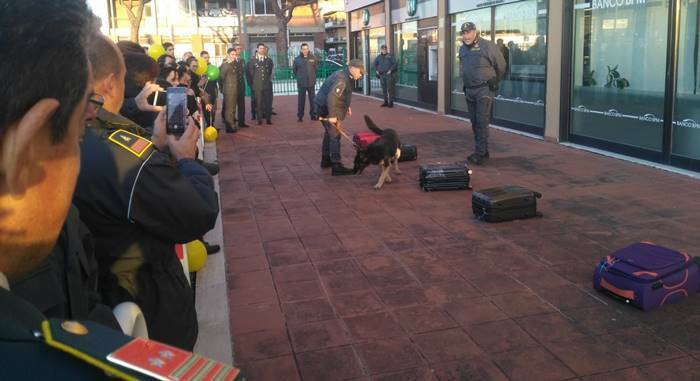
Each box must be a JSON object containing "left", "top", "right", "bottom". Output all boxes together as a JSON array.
[
  {"left": 333, "top": 83, "right": 345, "bottom": 97},
  {"left": 108, "top": 130, "right": 153, "bottom": 158}
]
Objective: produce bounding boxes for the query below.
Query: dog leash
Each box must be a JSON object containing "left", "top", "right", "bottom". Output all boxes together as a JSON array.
[{"left": 318, "top": 117, "right": 358, "bottom": 148}]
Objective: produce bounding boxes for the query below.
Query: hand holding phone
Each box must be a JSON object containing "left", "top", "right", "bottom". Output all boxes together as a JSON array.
[{"left": 166, "top": 87, "right": 188, "bottom": 136}]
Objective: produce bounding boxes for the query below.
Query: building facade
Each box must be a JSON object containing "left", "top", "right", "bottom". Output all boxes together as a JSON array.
[
  {"left": 345, "top": 0, "right": 700, "bottom": 173},
  {"left": 89, "top": 0, "right": 327, "bottom": 63}
]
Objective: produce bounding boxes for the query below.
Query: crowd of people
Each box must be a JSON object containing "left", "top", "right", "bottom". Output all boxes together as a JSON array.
[{"left": 0, "top": 0, "right": 240, "bottom": 377}]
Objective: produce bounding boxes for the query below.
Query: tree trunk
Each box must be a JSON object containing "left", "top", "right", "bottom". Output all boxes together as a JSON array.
[
  {"left": 130, "top": 22, "right": 140, "bottom": 43},
  {"left": 276, "top": 17, "right": 290, "bottom": 68}
]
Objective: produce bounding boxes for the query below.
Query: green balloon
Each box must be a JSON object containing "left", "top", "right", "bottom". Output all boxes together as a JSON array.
[{"left": 206, "top": 64, "right": 220, "bottom": 81}]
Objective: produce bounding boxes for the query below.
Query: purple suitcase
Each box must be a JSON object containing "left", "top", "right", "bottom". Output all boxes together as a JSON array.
[{"left": 593, "top": 242, "right": 699, "bottom": 311}]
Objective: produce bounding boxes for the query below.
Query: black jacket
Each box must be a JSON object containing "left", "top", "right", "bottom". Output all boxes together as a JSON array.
[
  {"left": 293, "top": 53, "right": 317, "bottom": 88},
  {"left": 374, "top": 53, "right": 398, "bottom": 75},
  {"left": 459, "top": 36, "right": 507, "bottom": 88},
  {"left": 0, "top": 287, "right": 149, "bottom": 380},
  {"left": 246, "top": 55, "right": 274, "bottom": 91},
  {"left": 73, "top": 109, "right": 219, "bottom": 349},
  {"left": 11, "top": 205, "right": 120, "bottom": 330},
  {"left": 314, "top": 69, "right": 353, "bottom": 120}
]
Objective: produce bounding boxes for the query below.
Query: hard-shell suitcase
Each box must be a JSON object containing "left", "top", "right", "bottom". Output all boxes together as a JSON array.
[
  {"left": 472, "top": 186, "right": 542, "bottom": 222},
  {"left": 593, "top": 242, "right": 700, "bottom": 311},
  {"left": 398, "top": 144, "right": 417, "bottom": 162},
  {"left": 419, "top": 163, "right": 471, "bottom": 191},
  {"left": 353, "top": 132, "right": 379, "bottom": 149}
]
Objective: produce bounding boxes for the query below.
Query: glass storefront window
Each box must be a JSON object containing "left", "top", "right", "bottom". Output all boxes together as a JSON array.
[
  {"left": 493, "top": 0, "right": 547, "bottom": 129},
  {"left": 570, "top": 0, "right": 668, "bottom": 151},
  {"left": 393, "top": 21, "right": 418, "bottom": 103},
  {"left": 450, "top": 8, "right": 491, "bottom": 114},
  {"left": 674, "top": 0, "right": 700, "bottom": 160},
  {"left": 369, "top": 27, "right": 387, "bottom": 98}
]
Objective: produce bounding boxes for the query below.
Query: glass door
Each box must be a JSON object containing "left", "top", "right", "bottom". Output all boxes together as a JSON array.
[
  {"left": 417, "top": 27, "right": 438, "bottom": 108},
  {"left": 493, "top": 0, "right": 548, "bottom": 132},
  {"left": 672, "top": 0, "right": 700, "bottom": 168},
  {"left": 352, "top": 31, "right": 365, "bottom": 93},
  {"left": 368, "top": 27, "right": 387, "bottom": 98}
]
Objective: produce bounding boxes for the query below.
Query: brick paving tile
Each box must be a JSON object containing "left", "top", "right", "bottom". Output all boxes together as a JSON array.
[{"left": 219, "top": 96, "right": 700, "bottom": 380}]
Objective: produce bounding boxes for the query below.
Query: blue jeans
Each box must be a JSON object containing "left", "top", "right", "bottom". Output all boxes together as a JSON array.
[{"left": 321, "top": 119, "right": 341, "bottom": 163}]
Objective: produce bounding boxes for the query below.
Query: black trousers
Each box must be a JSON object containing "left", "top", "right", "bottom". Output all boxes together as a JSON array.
[
  {"left": 380, "top": 74, "right": 395, "bottom": 105},
  {"left": 297, "top": 86, "right": 316, "bottom": 119},
  {"left": 254, "top": 86, "right": 273, "bottom": 122},
  {"left": 465, "top": 86, "right": 495, "bottom": 156}
]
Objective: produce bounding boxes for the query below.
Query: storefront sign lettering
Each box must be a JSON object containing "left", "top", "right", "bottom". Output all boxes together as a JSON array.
[
  {"left": 407, "top": 0, "right": 417, "bottom": 16},
  {"left": 675, "top": 119, "right": 700, "bottom": 129},
  {"left": 592, "top": 0, "right": 646, "bottom": 10}
]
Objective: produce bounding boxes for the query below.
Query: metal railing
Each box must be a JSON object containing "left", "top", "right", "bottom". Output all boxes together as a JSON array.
[{"left": 239, "top": 50, "right": 346, "bottom": 96}]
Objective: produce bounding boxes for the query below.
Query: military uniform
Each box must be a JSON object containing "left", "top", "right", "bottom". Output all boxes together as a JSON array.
[
  {"left": 11, "top": 205, "right": 120, "bottom": 330},
  {"left": 0, "top": 277, "right": 243, "bottom": 380},
  {"left": 74, "top": 108, "right": 219, "bottom": 350},
  {"left": 293, "top": 53, "right": 318, "bottom": 120},
  {"left": 314, "top": 69, "right": 354, "bottom": 166},
  {"left": 374, "top": 52, "right": 398, "bottom": 107},
  {"left": 219, "top": 57, "right": 246, "bottom": 131},
  {"left": 246, "top": 55, "right": 274, "bottom": 123},
  {"left": 459, "top": 34, "right": 506, "bottom": 162}
]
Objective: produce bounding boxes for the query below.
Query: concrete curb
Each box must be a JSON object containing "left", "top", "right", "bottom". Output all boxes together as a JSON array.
[{"left": 193, "top": 140, "right": 233, "bottom": 364}]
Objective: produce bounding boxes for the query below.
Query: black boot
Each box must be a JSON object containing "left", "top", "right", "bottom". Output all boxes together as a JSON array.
[
  {"left": 467, "top": 153, "right": 485, "bottom": 166},
  {"left": 380, "top": 103, "right": 388, "bottom": 107},
  {"left": 238, "top": 123, "right": 250, "bottom": 128},
  {"left": 321, "top": 157, "right": 332, "bottom": 168},
  {"left": 204, "top": 241, "right": 220, "bottom": 255},
  {"left": 331, "top": 163, "right": 354, "bottom": 176},
  {"left": 226, "top": 126, "right": 237, "bottom": 133},
  {"left": 199, "top": 160, "right": 220, "bottom": 175}
]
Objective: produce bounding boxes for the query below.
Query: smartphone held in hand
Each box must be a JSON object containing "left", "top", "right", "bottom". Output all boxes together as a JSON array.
[{"left": 166, "top": 87, "right": 188, "bottom": 136}]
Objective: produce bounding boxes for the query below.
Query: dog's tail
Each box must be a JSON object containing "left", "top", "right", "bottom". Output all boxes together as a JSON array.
[{"left": 364, "top": 115, "right": 383, "bottom": 135}]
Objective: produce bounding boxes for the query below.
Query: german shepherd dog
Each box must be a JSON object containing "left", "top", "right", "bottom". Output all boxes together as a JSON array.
[{"left": 353, "top": 115, "right": 402, "bottom": 190}]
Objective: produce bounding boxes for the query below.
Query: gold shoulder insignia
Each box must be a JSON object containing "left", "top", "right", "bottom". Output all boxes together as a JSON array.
[{"left": 108, "top": 130, "right": 153, "bottom": 158}]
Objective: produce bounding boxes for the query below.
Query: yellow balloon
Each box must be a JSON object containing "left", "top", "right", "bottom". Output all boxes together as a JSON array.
[
  {"left": 195, "top": 57, "right": 208, "bottom": 76},
  {"left": 204, "top": 126, "right": 218, "bottom": 142},
  {"left": 147, "top": 43, "right": 165, "bottom": 61},
  {"left": 185, "top": 240, "right": 207, "bottom": 272}
]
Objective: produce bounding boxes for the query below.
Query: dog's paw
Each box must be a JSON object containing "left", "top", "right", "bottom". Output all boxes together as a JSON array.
[
  {"left": 385, "top": 176, "right": 392, "bottom": 183},
  {"left": 373, "top": 183, "right": 382, "bottom": 190},
  {"left": 395, "top": 170, "right": 402, "bottom": 175}
]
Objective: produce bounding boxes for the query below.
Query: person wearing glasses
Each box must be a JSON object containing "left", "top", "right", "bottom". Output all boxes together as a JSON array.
[{"left": 73, "top": 35, "right": 219, "bottom": 350}]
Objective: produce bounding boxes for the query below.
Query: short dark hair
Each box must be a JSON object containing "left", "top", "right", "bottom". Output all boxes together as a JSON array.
[
  {"left": 157, "top": 54, "right": 176, "bottom": 68},
  {"left": 123, "top": 52, "right": 160, "bottom": 97},
  {"left": 176, "top": 65, "right": 190, "bottom": 80},
  {"left": 0, "top": 0, "right": 93, "bottom": 143},
  {"left": 162, "top": 42, "right": 173, "bottom": 50},
  {"left": 200, "top": 50, "right": 209, "bottom": 56},
  {"left": 186, "top": 56, "right": 198, "bottom": 66},
  {"left": 227, "top": 47, "right": 236, "bottom": 54},
  {"left": 116, "top": 40, "right": 145, "bottom": 55},
  {"left": 301, "top": 43, "right": 309, "bottom": 48},
  {"left": 159, "top": 65, "right": 178, "bottom": 81},
  {"left": 257, "top": 43, "right": 265, "bottom": 48},
  {"left": 89, "top": 35, "right": 124, "bottom": 81}
]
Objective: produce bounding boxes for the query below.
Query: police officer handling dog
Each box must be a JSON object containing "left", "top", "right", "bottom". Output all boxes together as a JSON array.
[
  {"left": 293, "top": 43, "right": 318, "bottom": 122},
  {"left": 374, "top": 45, "right": 398, "bottom": 108},
  {"left": 459, "top": 22, "right": 506, "bottom": 165},
  {"left": 315, "top": 59, "right": 366, "bottom": 176}
]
